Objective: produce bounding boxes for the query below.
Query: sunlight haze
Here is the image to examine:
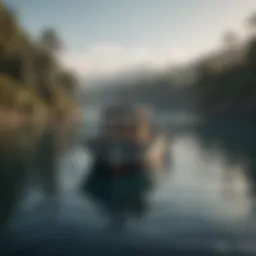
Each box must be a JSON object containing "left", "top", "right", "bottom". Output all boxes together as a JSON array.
[{"left": 5, "top": 0, "right": 256, "bottom": 78}]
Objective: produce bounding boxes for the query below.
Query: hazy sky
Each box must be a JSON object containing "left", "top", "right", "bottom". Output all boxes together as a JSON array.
[{"left": 4, "top": 0, "right": 256, "bottom": 77}]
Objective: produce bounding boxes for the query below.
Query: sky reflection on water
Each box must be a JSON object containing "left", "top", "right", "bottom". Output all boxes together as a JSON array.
[{"left": 1, "top": 122, "right": 256, "bottom": 255}]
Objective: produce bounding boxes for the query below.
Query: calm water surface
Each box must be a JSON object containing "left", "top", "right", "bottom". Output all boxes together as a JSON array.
[{"left": 0, "top": 119, "right": 256, "bottom": 255}]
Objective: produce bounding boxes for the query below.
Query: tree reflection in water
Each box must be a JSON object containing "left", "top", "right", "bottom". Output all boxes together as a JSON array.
[
  {"left": 0, "top": 121, "right": 74, "bottom": 228},
  {"left": 196, "top": 120, "right": 256, "bottom": 210},
  {"left": 0, "top": 126, "right": 37, "bottom": 227},
  {"left": 34, "top": 126, "right": 59, "bottom": 199},
  {"left": 0, "top": 145, "right": 26, "bottom": 227}
]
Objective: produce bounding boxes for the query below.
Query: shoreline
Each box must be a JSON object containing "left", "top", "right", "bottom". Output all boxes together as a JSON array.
[{"left": 0, "top": 106, "right": 81, "bottom": 131}]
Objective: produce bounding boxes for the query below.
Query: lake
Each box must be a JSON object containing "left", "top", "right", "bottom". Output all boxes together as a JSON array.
[{"left": 0, "top": 117, "right": 256, "bottom": 256}]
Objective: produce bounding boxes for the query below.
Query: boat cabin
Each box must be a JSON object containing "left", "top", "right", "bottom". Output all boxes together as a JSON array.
[{"left": 101, "top": 104, "right": 152, "bottom": 143}]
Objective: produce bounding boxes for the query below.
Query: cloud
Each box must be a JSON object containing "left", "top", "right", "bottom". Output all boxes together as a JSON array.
[{"left": 61, "top": 42, "right": 191, "bottom": 77}]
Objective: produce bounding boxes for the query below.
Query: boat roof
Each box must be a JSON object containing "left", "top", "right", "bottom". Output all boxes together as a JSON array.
[{"left": 102, "top": 103, "right": 151, "bottom": 126}]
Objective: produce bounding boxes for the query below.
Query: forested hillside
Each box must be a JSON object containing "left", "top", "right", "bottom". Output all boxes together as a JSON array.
[{"left": 0, "top": 1, "right": 78, "bottom": 126}]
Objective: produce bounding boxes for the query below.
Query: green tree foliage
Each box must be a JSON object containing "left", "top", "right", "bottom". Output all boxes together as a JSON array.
[
  {"left": 39, "top": 28, "right": 63, "bottom": 54},
  {"left": 195, "top": 12, "right": 256, "bottom": 118},
  {"left": 0, "top": 1, "right": 77, "bottom": 116},
  {"left": 246, "top": 37, "right": 256, "bottom": 69},
  {"left": 58, "top": 70, "right": 77, "bottom": 94},
  {"left": 245, "top": 11, "right": 256, "bottom": 35}
]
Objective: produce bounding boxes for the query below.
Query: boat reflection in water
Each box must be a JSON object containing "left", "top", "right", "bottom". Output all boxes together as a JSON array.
[
  {"left": 82, "top": 159, "right": 154, "bottom": 225},
  {"left": 81, "top": 104, "right": 170, "bottom": 226}
]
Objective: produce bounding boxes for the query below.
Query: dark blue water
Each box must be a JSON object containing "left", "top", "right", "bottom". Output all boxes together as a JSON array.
[{"left": 0, "top": 120, "right": 256, "bottom": 255}]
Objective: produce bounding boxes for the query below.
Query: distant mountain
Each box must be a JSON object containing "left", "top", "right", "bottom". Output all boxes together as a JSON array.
[
  {"left": 78, "top": 64, "right": 198, "bottom": 113},
  {"left": 79, "top": 64, "right": 173, "bottom": 89}
]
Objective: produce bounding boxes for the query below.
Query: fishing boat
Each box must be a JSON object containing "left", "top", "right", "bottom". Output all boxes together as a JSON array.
[
  {"left": 84, "top": 103, "right": 170, "bottom": 177},
  {"left": 82, "top": 104, "right": 170, "bottom": 222}
]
